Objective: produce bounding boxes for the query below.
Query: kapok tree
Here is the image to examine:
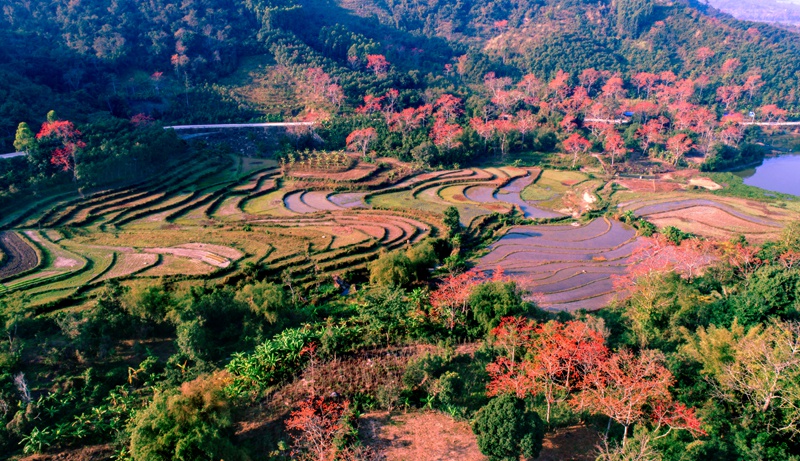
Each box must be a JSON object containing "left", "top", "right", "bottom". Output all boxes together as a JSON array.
[
  {"left": 666, "top": 133, "right": 693, "bottom": 165},
  {"left": 602, "top": 128, "right": 626, "bottom": 169},
  {"left": 345, "top": 128, "right": 378, "bottom": 158},
  {"left": 635, "top": 119, "right": 665, "bottom": 154},
  {"left": 614, "top": 235, "right": 717, "bottom": 347},
  {"left": 470, "top": 117, "right": 496, "bottom": 149},
  {"left": 431, "top": 117, "right": 464, "bottom": 151},
  {"left": 429, "top": 269, "right": 487, "bottom": 330},
  {"left": 366, "top": 54, "right": 390, "bottom": 77},
  {"left": 562, "top": 133, "right": 592, "bottom": 168},
  {"left": 434, "top": 94, "right": 464, "bottom": 121},
  {"left": 285, "top": 396, "right": 350, "bottom": 461},
  {"left": 35, "top": 119, "right": 86, "bottom": 180},
  {"left": 487, "top": 318, "right": 608, "bottom": 423},
  {"left": 492, "top": 118, "right": 518, "bottom": 159},
  {"left": 574, "top": 349, "right": 704, "bottom": 447}
]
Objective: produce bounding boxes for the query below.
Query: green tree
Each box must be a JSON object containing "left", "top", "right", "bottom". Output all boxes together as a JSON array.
[
  {"left": 369, "top": 250, "right": 415, "bottom": 287},
  {"left": 443, "top": 206, "right": 461, "bottom": 239},
  {"left": 729, "top": 265, "right": 800, "bottom": 326},
  {"left": 13, "top": 122, "right": 35, "bottom": 152},
  {"left": 129, "top": 373, "right": 245, "bottom": 461},
  {"left": 129, "top": 285, "right": 176, "bottom": 324},
  {"left": 235, "top": 281, "right": 290, "bottom": 324},
  {"left": 473, "top": 394, "right": 545, "bottom": 461},
  {"left": 406, "top": 240, "right": 439, "bottom": 282},
  {"left": 469, "top": 280, "right": 527, "bottom": 334},
  {"left": 176, "top": 288, "right": 258, "bottom": 364},
  {"left": 616, "top": 0, "right": 654, "bottom": 38}
]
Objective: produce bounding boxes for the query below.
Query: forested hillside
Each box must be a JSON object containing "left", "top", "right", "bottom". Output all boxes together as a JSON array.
[{"left": 2, "top": 0, "right": 800, "bottom": 152}]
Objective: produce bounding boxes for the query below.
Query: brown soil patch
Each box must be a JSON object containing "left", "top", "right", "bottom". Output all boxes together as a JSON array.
[
  {"left": 688, "top": 177, "right": 722, "bottom": 190},
  {"left": 615, "top": 179, "right": 683, "bottom": 192},
  {"left": 649, "top": 206, "right": 777, "bottom": 234},
  {"left": 19, "top": 444, "right": 113, "bottom": 461},
  {"left": 539, "top": 425, "right": 601, "bottom": 461},
  {"left": 290, "top": 163, "right": 377, "bottom": 182},
  {"left": 53, "top": 256, "right": 81, "bottom": 268},
  {"left": 452, "top": 194, "right": 468, "bottom": 202},
  {"left": 99, "top": 253, "right": 159, "bottom": 281},
  {"left": 360, "top": 411, "right": 485, "bottom": 461},
  {"left": 176, "top": 243, "right": 244, "bottom": 260},
  {"left": 660, "top": 169, "right": 700, "bottom": 180},
  {"left": 144, "top": 247, "right": 232, "bottom": 268},
  {"left": 138, "top": 254, "right": 215, "bottom": 276},
  {"left": 0, "top": 231, "right": 39, "bottom": 280},
  {"left": 483, "top": 203, "right": 513, "bottom": 213}
]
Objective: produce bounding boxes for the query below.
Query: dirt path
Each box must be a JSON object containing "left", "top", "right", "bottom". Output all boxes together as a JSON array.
[{"left": 0, "top": 231, "right": 39, "bottom": 280}]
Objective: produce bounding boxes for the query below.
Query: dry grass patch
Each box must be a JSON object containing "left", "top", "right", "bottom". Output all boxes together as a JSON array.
[
  {"left": 360, "top": 411, "right": 485, "bottom": 461},
  {"left": 138, "top": 254, "right": 215, "bottom": 277},
  {"left": 98, "top": 253, "right": 159, "bottom": 281}
]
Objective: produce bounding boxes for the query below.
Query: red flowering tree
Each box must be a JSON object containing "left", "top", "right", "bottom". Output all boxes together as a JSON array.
[
  {"left": 602, "top": 128, "right": 626, "bottom": 169},
  {"left": 666, "top": 133, "right": 694, "bottom": 165},
  {"left": 562, "top": 133, "right": 592, "bottom": 167},
  {"left": 515, "top": 110, "right": 538, "bottom": 142},
  {"left": 286, "top": 396, "right": 350, "bottom": 461},
  {"left": 431, "top": 117, "right": 464, "bottom": 151},
  {"left": 430, "top": 269, "right": 487, "bottom": 330},
  {"left": 696, "top": 47, "right": 715, "bottom": 67},
  {"left": 487, "top": 318, "right": 608, "bottom": 423},
  {"left": 434, "top": 94, "right": 464, "bottom": 121},
  {"left": 635, "top": 119, "right": 665, "bottom": 154},
  {"left": 36, "top": 119, "right": 85, "bottom": 180},
  {"left": 575, "top": 349, "right": 704, "bottom": 447},
  {"left": 470, "top": 117, "right": 496, "bottom": 148},
  {"left": 346, "top": 128, "right": 378, "bottom": 158},
  {"left": 632, "top": 72, "right": 659, "bottom": 98},
  {"left": 355, "top": 95, "right": 384, "bottom": 115},
  {"left": 366, "top": 54, "right": 390, "bottom": 77}
]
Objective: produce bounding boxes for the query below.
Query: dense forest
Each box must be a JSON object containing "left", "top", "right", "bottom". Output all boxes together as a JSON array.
[{"left": 4, "top": 0, "right": 800, "bottom": 207}]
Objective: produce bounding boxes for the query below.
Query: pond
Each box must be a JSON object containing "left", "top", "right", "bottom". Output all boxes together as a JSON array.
[{"left": 733, "top": 154, "right": 800, "bottom": 196}]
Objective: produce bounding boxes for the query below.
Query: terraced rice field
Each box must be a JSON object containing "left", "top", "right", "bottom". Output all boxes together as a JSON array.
[
  {"left": 1, "top": 149, "right": 796, "bottom": 312},
  {"left": 618, "top": 195, "right": 789, "bottom": 242},
  {"left": 478, "top": 218, "right": 641, "bottom": 311},
  {"left": 0, "top": 231, "right": 40, "bottom": 281}
]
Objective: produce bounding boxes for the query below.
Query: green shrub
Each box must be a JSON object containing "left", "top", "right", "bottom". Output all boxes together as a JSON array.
[
  {"left": 129, "top": 373, "right": 245, "bottom": 461},
  {"left": 469, "top": 281, "right": 527, "bottom": 334},
  {"left": 473, "top": 395, "right": 545, "bottom": 461}
]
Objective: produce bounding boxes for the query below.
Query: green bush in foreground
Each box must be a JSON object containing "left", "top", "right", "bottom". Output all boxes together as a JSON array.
[
  {"left": 129, "top": 373, "right": 245, "bottom": 461},
  {"left": 473, "top": 394, "right": 545, "bottom": 461}
]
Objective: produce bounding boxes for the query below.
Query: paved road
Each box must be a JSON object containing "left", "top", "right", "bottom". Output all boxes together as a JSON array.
[
  {"left": 164, "top": 122, "right": 315, "bottom": 130},
  {"left": 741, "top": 121, "right": 800, "bottom": 126},
  {"left": 586, "top": 118, "right": 800, "bottom": 127}
]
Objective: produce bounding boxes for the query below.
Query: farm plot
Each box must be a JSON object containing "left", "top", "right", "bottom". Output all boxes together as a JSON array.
[
  {"left": 521, "top": 170, "right": 588, "bottom": 202},
  {"left": 97, "top": 253, "right": 160, "bottom": 281},
  {"left": 0, "top": 231, "right": 40, "bottom": 280},
  {"left": 621, "top": 197, "right": 786, "bottom": 242},
  {"left": 1, "top": 231, "right": 88, "bottom": 293},
  {"left": 144, "top": 245, "right": 241, "bottom": 268},
  {"left": 478, "top": 218, "right": 640, "bottom": 311}
]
